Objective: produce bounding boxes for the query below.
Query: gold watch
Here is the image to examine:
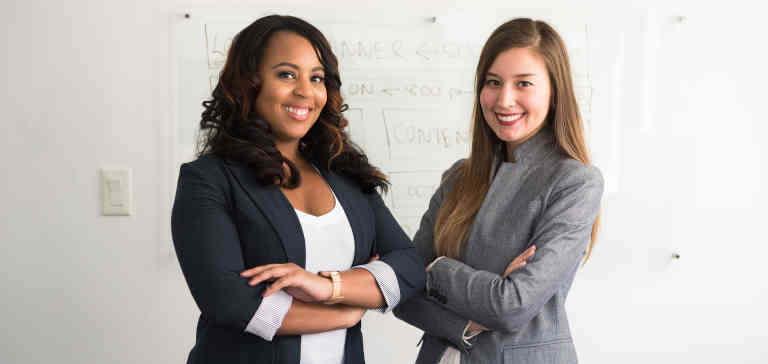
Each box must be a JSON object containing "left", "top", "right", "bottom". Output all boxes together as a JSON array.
[{"left": 318, "top": 271, "right": 343, "bottom": 304}]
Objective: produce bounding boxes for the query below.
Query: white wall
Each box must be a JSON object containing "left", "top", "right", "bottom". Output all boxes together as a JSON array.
[{"left": 1, "top": 1, "right": 765, "bottom": 363}]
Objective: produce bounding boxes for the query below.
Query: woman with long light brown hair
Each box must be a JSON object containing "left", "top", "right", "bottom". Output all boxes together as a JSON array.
[{"left": 394, "top": 18, "right": 603, "bottom": 364}]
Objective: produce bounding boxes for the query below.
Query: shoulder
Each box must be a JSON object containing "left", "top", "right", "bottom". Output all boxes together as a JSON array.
[
  {"left": 178, "top": 154, "right": 231, "bottom": 187},
  {"left": 443, "top": 159, "right": 466, "bottom": 179},
  {"left": 173, "top": 154, "right": 236, "bottom": 210},
  {"left": 545, "top": 156, "right": 604, "bottom": 201},
  {"left": 327, "top": 170, "right": 379, "bottom": 203},
  {"left": 439, "top": 158, "right": 467, "bottom": 186},
  {"left": 552, "top": 157, "right": 603, "bottom": 186},
  {"left": 182, "top": 153, "right": 225, "bottom": 171},
  {"left": 552, "top": 153, "right": 603, "bottom": 181}
]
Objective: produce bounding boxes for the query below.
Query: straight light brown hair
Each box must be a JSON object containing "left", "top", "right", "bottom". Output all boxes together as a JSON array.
[{"left": 433, "top": 18, "right": 600, "bottom": 262}]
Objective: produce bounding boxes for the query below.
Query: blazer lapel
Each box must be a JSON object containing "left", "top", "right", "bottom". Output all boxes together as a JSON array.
[
  {"left": 321, "top": 170, "right": 370, "bottom": 266},
  {"left": 225, "top": 162, "right": 306, "bottom": 268}
]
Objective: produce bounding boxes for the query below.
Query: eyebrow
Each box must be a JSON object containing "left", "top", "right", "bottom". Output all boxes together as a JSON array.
[
  {"left": 272, "top": 62, "right": 325, "bottom": 72},
  {"left": 486, "top": 71, "right": 536, "bottom": 78}
]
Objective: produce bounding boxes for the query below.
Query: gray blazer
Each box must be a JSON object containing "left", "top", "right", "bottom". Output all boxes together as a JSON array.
[{"left": 394, "top": 127, "right": 604, "bottom": 364}]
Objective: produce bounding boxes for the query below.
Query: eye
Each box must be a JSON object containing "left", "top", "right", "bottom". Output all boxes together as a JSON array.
[
  {"left": 311, "top": 74, "right": 325, "bottom": 83},
  {"left": 484, "top": 79, "right": 501, "bottom": 87},
  {"left": 517, "top": 80, "right": 533, "bottom": 87},
  {"left": 277, "top": 71, "right": 296, "bottom": 80}
]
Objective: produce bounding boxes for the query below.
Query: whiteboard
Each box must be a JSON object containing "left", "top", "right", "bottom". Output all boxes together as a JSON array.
[
  {"left": 172, "top": 7, "right": 649, "bottom": 363},
  {"left": 172, "top": 8, "right": 641, "bottom": 234}
]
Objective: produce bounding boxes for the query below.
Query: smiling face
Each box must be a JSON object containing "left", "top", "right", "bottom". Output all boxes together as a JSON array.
[
  {"left": 255, "top": 31, "right": 327, "bottom": 148},
  {"left": 479, "top": 47, "right": 552, "bottom": 150}
]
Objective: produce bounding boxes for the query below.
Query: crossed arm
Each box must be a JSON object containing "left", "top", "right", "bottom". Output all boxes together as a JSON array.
[
  {"left": 172, "top": 163, "right": 368, "bottom": 337},
  {"left": 172, "top": 162, "right": 424, "bottom": 339},
  {"left": 394, "top": 163, "right": 603, "bottom": 348},
  {"left": 239, "top": 189, "right": 425, "bottom": 337}
]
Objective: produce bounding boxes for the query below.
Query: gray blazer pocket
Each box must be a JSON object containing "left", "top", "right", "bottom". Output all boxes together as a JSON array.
[{"left": 503, "top": 338, "right": 576, "bottom": 364}]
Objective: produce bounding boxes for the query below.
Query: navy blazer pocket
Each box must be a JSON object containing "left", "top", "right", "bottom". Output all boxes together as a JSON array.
[{"left": 503, "top": 338, "right": 576, "bottom": 364}]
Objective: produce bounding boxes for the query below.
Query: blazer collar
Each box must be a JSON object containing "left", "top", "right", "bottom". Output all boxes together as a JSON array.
[
  {"left": 494, "top": 125, "right": 557, "bottom": 171},
  {"left": 509, "top": 124, "right": 557, "bottom": 166},
  {"left": 225, "top": 161, "right": 370, "bottom": 267},
  {"left": 225, "top": 162, "right": 306, "bottom": 268}
]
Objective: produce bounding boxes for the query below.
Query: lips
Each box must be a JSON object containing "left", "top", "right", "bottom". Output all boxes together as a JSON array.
[
  {"left": 283, "top": 105, "right": 312, "bottom": 121},
  {"left": 496, "top": 112, "right": 524, "bottom": 126}
]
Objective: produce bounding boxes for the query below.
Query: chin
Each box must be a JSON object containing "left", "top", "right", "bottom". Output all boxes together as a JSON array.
[
  {"left": 273, "top": 129, "right": 309, "bottom": 143},
  {"left": 495, "top": 132, "right": 522, "bottom": 143}
]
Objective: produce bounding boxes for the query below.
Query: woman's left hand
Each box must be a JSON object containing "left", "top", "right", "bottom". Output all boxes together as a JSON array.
[{"left": 240, "top": 263, "right": 333, "bottom": 302}]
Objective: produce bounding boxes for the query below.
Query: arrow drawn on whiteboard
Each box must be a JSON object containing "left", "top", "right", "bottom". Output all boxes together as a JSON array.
[
  {"left": 392, "top": 40, "right": 406, "bottom": 59},
  {"left": 381, "top": 88, "right": 401, "bottom": 96},
  {"left": 415, "top": 43, "right": 431, "bottom": 60},
  {"left": 449, "top": 88, "right": 473, "bottom": 100}
]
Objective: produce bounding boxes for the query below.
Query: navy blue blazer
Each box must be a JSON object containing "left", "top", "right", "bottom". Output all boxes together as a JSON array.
[{"left": 171, "top": 154, "right": 425, "bottom": 364}]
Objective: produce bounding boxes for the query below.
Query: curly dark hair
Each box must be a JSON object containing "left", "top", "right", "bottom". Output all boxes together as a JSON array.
[{"left": 198, "top": 15, "right": 388, "bottom": 193}]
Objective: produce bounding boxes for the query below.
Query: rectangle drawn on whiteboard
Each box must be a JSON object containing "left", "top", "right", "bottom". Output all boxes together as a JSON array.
[
  {"left": 344, "top": 107, "right": 365, "bottom": 147},
  {"left": 382, "top": 108, "right": 470, "bottom": 168},
  {"left": 387, "top": 171, "right": 442, "bottom": 211},
  {"left": 385, "top": 171, "right": 443, "bottom": 238},
  {"left": 575, "top": 85, "right": 593, "bottom": 113}
]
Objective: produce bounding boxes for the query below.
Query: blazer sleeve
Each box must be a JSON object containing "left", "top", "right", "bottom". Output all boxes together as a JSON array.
[
  {"left": 365, "top": 190, "right": 426, "bottom": 305},
  {"left": 424, "top": 165, "right": 604, "bottom": 334},
  {"left": 393, "top": 160, "right": 474, "bottom": 351},
  {"left": 171, "top": 161, "right": 265, "bottom": 331}
]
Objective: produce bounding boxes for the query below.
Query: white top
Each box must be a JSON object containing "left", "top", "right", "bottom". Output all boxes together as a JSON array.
[
  {"left": 295, "top": 191, "right": 355, "bottom": 364},
  {"left": 244, "top": 187, "right": 402, "bottom": 363}
]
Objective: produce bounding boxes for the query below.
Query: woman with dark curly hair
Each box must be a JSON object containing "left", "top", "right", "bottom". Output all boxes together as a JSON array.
[{"left": 171, "top": 15, "right": 425, "bottom": 364}]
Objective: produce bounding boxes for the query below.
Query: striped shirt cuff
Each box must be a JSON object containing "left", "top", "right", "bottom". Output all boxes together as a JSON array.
[
  {"left": 244, "top": 290, "right": 293, "bottom": 341},
  {"left": 353, "top": 260, "right": 401, "bottom": 313}
]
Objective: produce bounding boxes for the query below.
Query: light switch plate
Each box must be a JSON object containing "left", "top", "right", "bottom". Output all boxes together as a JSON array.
[{"left": 100, "top": 168, "right": 132, "bottom": 216}]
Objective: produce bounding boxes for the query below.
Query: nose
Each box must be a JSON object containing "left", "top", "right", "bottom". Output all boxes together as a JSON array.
[
  {"left": 496, "top": 83, "right": 517, "bottom": 108},
  {"left": 292, "top": 76, "right": 313, "bottom": 98}
]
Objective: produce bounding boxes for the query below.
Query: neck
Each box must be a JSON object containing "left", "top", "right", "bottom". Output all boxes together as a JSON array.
[
  {"left": 504, "top": 123, "right": 548, "bottom": 162},
  {"left": 504, "top": 137, "right": 531, "bottom": 163},
  {"left": 276, "top": 140, "right": 301, "bottom": 164},
  {"left": 505, "top": 142, "right": 520, "bottom": 163}
]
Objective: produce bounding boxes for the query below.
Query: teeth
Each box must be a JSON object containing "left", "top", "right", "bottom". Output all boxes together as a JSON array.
[
  {"left": 285, "top": 106, "right": 309, "bottom": 116},
  {"left": 498, "top": 113, "right": 523, "bottom": 122}
]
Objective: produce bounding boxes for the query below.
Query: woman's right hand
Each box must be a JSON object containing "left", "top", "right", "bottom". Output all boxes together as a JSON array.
[
  {"left": 241, "top": 263, "right": 333, "bottom": 302},
  {"left": 469, "top": 245, "right": 537, "bottom": 334},
  {"left": 503, "top": 245, "right": 536, "bottom": 277}
]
